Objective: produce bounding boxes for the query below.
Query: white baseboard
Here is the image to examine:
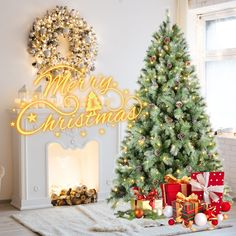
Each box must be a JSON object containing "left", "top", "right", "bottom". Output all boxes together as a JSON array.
[{"left": 11, "top": 197, "right": 52, "bottom": 210}]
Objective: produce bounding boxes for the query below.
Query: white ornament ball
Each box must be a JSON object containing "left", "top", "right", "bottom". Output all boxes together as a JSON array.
[
  {"left": 163, "top": 205, "right": 173, "bottom": 218},
  {"left": 217, "top": 213, "right": 224, "bottom": 223},
  {"left": 194, "top": 213, "right": 208, "bottom": 226}
]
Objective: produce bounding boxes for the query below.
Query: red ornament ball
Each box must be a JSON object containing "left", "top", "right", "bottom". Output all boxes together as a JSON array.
[
  {"left": 221, "top": 202, "right": 231, "bottom": 212},
  {"left": 168, "top": 218, "right": 175, "bottom": 225},
  {"left": 134, "top": 208, "right": 144, "bottom": 219},
  {"left": 211, "top": 219, "right": 218, "bottom": 226}
]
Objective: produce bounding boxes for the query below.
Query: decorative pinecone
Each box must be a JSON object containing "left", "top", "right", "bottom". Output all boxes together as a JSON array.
[
  {"left": 177, "top": 133, "right": 185, "bottom": 140},
  {"left": 185, "top": 61, "right": 191, "bottom": 66},
  {"left": 149, "top": 55, "right": 156, "bottom": 63},
  {"left": 136, "top": 165, "right": 143, "bottom": 172},
  {"left": 165, "top": 116, "right": 173, "bottom": 124},
  {"left": 176, "top": 101, "right": 183, "bottom": 108},
  {"left": 208, "top": 153, "right": 213, "bottom": 158},
  {"left": 155, "top": 149, "right": 160, "bottom": 157},
  {"left": 141, "top": 136, "right": 146, "bottom": 141},
  {"left": 116, "top": 185, "right": 126, "bottom": 198},
  {"left": 153, "top": 179, "right": 159, "bottom": 185},
  {"left": 32, "top": 61, "right": 37, "bottom": 67},
  {"left": 164, "top": 37, "right": 170, "bottom": 44},
  {"left": 149, "top": 103, "right": 156, "bottom": 108},
  {"left": 186, "top": 165, "right": 192, "bottom": 173}
]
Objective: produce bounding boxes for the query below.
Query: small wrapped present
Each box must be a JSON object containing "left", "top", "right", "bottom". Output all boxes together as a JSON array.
[
  {"left": 130, "top": 187, "right": 162, "bottom": 214},
  {"left": 172, "top": 192, "right": 203, "bottom": 222},
  {"left": 190, "top": 172, "right": 224, "bottom": 213},
  {"left": 155, "top": 199, "right": 163, "bottom": 216},
  {"left": 131, "top": 198, "right": 152, "bottom": 210},
  {"left": 131, "top": 199, "right": 163, "bottom": 214},
  {"left": 161, "top": 174, "right": 192, "bottom": 206}
]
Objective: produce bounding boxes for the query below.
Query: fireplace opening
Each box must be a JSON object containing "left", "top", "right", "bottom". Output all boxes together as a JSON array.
[{"left": 48, "top": 141, "right": 99, "bottom": 206}]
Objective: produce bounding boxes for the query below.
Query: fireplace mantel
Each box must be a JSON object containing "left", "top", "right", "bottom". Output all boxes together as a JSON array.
[{"left": 10, "top": 109, "right": 121, "bottom": 210}]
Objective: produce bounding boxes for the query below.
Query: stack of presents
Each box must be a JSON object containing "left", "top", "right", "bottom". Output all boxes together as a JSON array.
[
  {"left": 161, "top": 172, "right": 227, "bottom": 225},
  {"left": 131, "top": 171, "right": 231, "bottom": 227}
]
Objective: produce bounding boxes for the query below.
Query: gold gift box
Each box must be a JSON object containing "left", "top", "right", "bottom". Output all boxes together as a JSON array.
[
  {"left": 131, "top": 199, "right": 152, "bottom": 210},
  {"left": 130, "top": 199, "right": 163, "bottom": 215}
]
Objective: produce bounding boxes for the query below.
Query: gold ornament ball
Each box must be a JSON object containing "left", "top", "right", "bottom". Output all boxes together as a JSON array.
[{"left": 134, "top": 208, "right": 144, "bottom": 219}]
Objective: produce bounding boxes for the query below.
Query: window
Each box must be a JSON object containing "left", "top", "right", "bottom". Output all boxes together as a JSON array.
[{"left": 198, "top": 10, "right": 236, "bottom": 130}]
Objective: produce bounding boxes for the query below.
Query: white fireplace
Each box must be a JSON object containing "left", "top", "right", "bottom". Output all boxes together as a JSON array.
[{"left": 10, "top": 109, "right": 120, "bottom": 210}]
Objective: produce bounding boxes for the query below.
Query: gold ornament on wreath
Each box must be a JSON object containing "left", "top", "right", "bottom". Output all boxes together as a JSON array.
[{"left": 28, "top": 6, "right": 97, "bottom": 74}]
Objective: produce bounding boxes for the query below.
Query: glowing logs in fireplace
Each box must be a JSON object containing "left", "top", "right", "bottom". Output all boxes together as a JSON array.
[{"left": 51, "top": 185, "right": 97, "bottom": 206}]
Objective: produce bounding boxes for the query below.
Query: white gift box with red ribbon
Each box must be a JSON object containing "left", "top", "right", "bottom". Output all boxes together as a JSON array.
[{"left": 190, "top": 172, "right": 224, "bottom": 213}]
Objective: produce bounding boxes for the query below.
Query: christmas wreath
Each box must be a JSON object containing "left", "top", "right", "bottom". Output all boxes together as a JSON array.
[{"left": 28, "top": 6, "right": 97, "bottom": 73}]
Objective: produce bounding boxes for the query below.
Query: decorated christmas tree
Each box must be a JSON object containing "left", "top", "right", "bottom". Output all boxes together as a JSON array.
[{"left": 108, "top": 17, "right": 227, "bottom": 205}]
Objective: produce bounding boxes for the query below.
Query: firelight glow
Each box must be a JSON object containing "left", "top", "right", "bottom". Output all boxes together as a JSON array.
[{"left": 48, "top": 141, "right": 99, "bottom": 195}]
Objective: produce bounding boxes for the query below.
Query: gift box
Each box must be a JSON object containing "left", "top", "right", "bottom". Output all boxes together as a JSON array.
[
  {"left": 131, "top": 198, "right": 163, "bottom": 215},
  {"left": 190, "top": 172, "right": 224, "bottom": 214},
  {"left": 131, "top": 199, "right": 152, "bottom": 210},
  {"left": 161, "top": 174, "right": 192, "bottom": 206},
  {"left": 172, "top": 192, "right": 203, "bottom": 222},
  {"left": 155, "top": 199, "right": 163, "bottom": 216},
  {"left": 130, "top": 187, "right": 162, "bottom": 214}
]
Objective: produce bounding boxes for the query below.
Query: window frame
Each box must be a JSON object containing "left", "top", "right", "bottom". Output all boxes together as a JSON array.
[{"left": 197, "top": 8, "right": 236, "bottom": 97}]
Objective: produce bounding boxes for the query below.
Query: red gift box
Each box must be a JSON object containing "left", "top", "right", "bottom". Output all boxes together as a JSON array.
[
  {"left": 172, "top": 201, "right": 203, "bottom": 221},
  {"left": 190, "top": 172, "right": 224, "bottom": 214},
  {"left": 160, "top": 183, "right": 191, "bottom": 206},
  {"left": 171, "top": 192, "right": 203, "bottom": 223}
]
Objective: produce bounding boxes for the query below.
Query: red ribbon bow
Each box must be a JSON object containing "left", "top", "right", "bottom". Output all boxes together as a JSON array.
[{"left": 132, "top": 187, "right": 158, "bottom": 209}]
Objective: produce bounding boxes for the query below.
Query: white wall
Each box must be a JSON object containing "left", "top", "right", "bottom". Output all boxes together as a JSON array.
[
  {"left": 216, "top": 135, "right": 236, "bottom": 198},
  {"left": 0, "top": 0, "right": 177, "bottom": 200}
]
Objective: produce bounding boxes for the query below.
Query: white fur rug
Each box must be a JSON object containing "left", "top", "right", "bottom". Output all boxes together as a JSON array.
[{"left": 11, "top": 202, "right": 230, "bottom": 236}]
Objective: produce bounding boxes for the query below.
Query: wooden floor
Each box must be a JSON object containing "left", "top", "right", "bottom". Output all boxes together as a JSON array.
[
  {"left": 0, "top": 203, "right": 36, "bottom": 236},
  {"left": 0, "top": 202, "right": 236, "bottom": 236}
]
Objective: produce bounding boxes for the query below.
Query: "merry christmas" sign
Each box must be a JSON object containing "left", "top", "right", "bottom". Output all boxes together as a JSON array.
[{"left": 13, "top": 65, "right": 142, "bottom": 136}]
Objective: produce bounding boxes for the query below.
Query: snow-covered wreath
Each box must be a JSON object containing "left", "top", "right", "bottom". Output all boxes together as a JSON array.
[{"left": 28, "top": 6, "right": 97, "bottom": 73}]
